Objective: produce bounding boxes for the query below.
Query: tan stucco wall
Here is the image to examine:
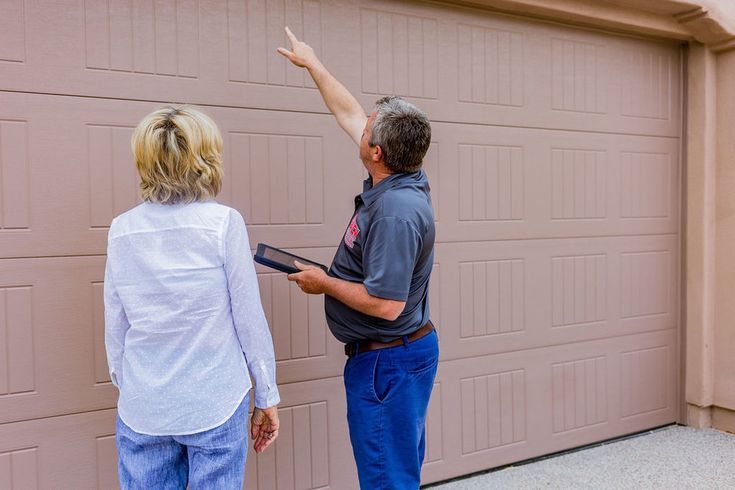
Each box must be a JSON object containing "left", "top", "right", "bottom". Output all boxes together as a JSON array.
[
  {"left": 713, "top": 47, "right": 735, "bottom": 428},
  {"left": 447, "top": 0, "right": 735, "bottom": 433}
]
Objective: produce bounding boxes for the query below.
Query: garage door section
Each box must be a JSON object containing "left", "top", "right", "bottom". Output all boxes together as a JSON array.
[{"left": 0, "top": 0, "right": 680, "bottom": 487}]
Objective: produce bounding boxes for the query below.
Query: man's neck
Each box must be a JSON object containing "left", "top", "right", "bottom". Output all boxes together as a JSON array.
[{"left": 369, "top": 163, "right": 393, "bottom": 187}]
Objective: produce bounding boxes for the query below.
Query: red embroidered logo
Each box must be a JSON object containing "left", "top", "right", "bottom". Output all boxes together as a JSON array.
[{"left": 344, "top": 215, "right": 360, "bottom": 249}]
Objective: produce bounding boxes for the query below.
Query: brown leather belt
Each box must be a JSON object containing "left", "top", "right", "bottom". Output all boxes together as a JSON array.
[{"left": 344, "top": 321, "right": 435, "bottom": 357}]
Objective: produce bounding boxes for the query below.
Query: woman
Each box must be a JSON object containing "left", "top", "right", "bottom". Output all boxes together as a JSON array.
[{"left": 104, "top": 106, "right": 279, "bottom": 489}]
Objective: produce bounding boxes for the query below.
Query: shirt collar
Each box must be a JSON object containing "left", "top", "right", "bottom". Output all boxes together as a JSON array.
[{"left": 357, "top": 171, "right": 419, "bottom": 207}]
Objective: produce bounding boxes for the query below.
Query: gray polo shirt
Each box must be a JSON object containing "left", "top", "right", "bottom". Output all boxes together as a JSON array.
[{"left": 325, "top": 170, "right": 435, "bottom": 343}]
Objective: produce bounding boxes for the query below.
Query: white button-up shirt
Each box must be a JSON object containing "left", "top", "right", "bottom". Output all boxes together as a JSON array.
[{"left": 104, "top": 200, "right": 280, "bottom": 436}]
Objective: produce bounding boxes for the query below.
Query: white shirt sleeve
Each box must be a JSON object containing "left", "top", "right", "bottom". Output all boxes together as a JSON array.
[
  {"left": 104, "top": 235, "right": 130, "bottom": 389},
  {"left": 223, "top": 209, "right": 281, "bottom": 409}
]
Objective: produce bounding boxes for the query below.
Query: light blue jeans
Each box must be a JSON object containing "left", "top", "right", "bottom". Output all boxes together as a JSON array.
[{"left": 115, "top": 396, "right": 248, "bottom": 489}]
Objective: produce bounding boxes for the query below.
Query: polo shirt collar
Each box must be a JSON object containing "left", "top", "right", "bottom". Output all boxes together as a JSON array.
[{"left": 358, "top": 172, "right": 415, "bottom": 207}]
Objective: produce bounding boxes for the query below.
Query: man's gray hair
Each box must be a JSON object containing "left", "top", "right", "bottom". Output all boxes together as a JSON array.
[{"left": 368, "top": 96, "right": 431, "bottom": 173}]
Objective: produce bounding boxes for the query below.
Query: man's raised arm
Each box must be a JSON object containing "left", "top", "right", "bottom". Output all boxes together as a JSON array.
[{"left": 277, "top": 27, "right": 366, "bottom": 145}]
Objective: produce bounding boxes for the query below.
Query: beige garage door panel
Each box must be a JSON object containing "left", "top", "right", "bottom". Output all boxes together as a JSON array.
[
  {"left": 351, "top": 0, "right": 681, "bottom": 138},
  {"left": 0, "top": 409, "right": 117, "bottom": 490},
  {"left": 0, "top": 1, "right": 680, "bottom": 137},
  {"left": 430, "top": 122, "right": 680, "bottom": 243},
  {"left": 244, "top": 376, "right": 357, "bottom": 490},
  {"left": 433, "top": 234, "right": 679, "bottom": 361},
  {"left": 0, "top": 256, "right": 117, "bottom": 425},
  {"left": 254, "top": 246, "right": 347, "bottom": 384},
  {"left": 0, "top": 248, "right": 346, "bottom": 424},
  {"left": 0, "top": 0, "right": 337, "bottom": 115},
  {"left": 420, "top": 328, "right": 679, "bottom": 484},
  {"left": 0, "top": 92, "right": 361, "bottom": 258}
]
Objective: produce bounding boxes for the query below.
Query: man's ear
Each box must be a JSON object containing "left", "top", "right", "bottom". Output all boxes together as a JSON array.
[{"left": 373, "top": 145, "right": 383, "bottom": 162}]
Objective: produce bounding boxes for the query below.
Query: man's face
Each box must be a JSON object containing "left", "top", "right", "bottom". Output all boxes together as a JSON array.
[{"left": 360, "top": 111, "right": 377, "bottom": 167}]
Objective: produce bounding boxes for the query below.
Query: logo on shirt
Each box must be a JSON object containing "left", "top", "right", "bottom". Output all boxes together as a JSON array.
[{"left": 344, "top": 214, "right": 360, "bottom": 249}]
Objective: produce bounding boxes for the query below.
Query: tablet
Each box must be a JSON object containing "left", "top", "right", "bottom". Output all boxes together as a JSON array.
[{"left": 254, "top": 243, "right": 329, "bottom": 275}]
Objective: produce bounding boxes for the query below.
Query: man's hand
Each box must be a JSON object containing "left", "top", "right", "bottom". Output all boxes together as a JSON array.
[
  {"left": 277, "top": 26, "right": 320, "bottom": 70},
  {"left": 251, "top": 406, "right": 279, "bottom": 454},
  {"left": 288, "top": 261, "right": 328, "bottom": 295},
  {"left": 276, "top": 26, "right": 366, "bottom": 145}
]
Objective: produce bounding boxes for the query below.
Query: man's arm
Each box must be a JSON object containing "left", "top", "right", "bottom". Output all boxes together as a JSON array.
[
  {"left": 288, "top": 262, "right": 406, "bottom": 322},
  {"left": 278, "top": 27, "right": 367, "bottom": 145}
]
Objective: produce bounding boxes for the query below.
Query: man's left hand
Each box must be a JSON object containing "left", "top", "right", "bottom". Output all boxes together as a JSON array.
[{"left": 287, "top": 261, "right": 328, "bottom": 294}]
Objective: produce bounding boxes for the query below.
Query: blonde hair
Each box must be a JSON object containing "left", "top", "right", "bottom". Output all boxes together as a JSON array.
[{"left": 132, "top": 106, "right": 223, "bottom": 204}]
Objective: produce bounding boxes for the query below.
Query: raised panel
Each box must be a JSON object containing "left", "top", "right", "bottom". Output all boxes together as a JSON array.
[
  {"left": 458, "top": 24, "right": 523, "bottom": 106},
  {"left": 258, "top": 272, "right": 327, "bottom": 361},
  {"left": 227, "top": 133, "right": 323, "bottom": 226},
  {"left": 424, "top": 382, "right": 443, "bottom": 465},
  {"left": 88, "top": 125, "right": 139, "bottom": 229},
  {"left": 459, "top": 259, "right": 524, "bottom": 338},
  {"left": 0, "top": 0, "right": 25, "bottom": 63},
  {"left": 228, "top": 0, "right": 321, "bottom": 88},
  {"left": 458, "top": 144, "right": 523, "bottom": 221},
  {"left": 551, "top": 356, "right": 607, "bottom": 433},
  {"left": 91, "top": 281, "right": 111, "bottom": 385},
  {"left": 84, "top": 0, "right": 200, "bottom": 77},
  {"left": 0, "top": 257, "right": 118, "bottom": 425},
  {"left": 428, "top": 263, "right": 441, "bottom": 327},
  {"left": 0, "top": 409, "right": 118, "bottom": 489},
  {"left": 244, "top": 377, "right": 356, "bottom": 489},
  {"left": 551, "top": 148, "right": 606, "bottom": 220},
  {"left": 551, "top": 254, "right": 606, "bottom": 327},
  {"left": 621, "top": 151, "right": 670, "bottom": 219},
  {"left": 0, "top": 447, "right": 38, "bottom": 490},
  {"left": 620, "top": 251, "right": 670, "bottom": 319},
  {"left": 620, "top": 49, "right": 672, "bottom": 120},
  {"left": 361, "top": 8, "right": 437, "bottom": 99},
  {"left": 423, "top": 142, "right": 439, "bottom": 221},
  {"left": 460, "top": 369, "right": 526, "bottom": 454},
  {"left": 620, "top": 346, "right": 668, "bottom": 418},
  {"left": 95, "top": 435, "right": 118, "bottom": 490},
  {"left": 551, "top": 39, "right": 606, "bottom": 114},
  {"left": 0, "top": 120, "right": 30, "bottom": 229},
  {"left": 0, "top": 286, "right": 34, "bottom": 396}
]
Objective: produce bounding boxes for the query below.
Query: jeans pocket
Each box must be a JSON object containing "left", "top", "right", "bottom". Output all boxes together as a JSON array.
[
  {"left": 407, "top": 356, "right": 438, "bottom": 374},
  {"left": 371, "top": 351, "right": 394, "bottom": 404}
]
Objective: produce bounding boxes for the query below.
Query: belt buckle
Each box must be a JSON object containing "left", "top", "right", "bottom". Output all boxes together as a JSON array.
[{"left": 344, "top": 343, "right": 357, "bottom": 357}]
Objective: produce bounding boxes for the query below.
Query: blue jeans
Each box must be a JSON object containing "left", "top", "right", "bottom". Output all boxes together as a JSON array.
[
  {"left": 115, "top": 396, "right": 248, "bottom": 489},
  {"left": 344, "top": 329, "right": 439, "bottom": 489}
]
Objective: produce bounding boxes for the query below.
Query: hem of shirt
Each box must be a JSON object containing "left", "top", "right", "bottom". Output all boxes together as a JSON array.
[
  {"left": 364, "top": 285, "right": 408, "bottom": 302},
  {"left": 117, "top": 387, "right": 250, "bottom": 437}
]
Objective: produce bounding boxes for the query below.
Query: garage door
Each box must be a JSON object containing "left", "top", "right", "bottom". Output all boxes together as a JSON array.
[{"left": 0, "top": 0, "right": 681, "bottom": 487}]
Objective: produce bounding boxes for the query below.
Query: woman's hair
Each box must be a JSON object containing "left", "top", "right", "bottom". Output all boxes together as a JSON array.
[{"left": 132, "top": 106, "right": 223, "bottom": 204}]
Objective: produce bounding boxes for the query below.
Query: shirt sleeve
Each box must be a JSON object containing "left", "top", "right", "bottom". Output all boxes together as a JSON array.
[
  {"left": 223, "top": 209, "right": 280, "bottom": 409},
  {"left": 362, "top": 217, "right": 423, "bottom": 302},
  {"left": 104, "top": 237, "right": 130, "bottom": 389}
]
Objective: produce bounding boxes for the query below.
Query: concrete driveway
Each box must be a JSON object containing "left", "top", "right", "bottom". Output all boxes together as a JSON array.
[{"left": 425, "top": 426, "right": 735, "bottom": 489}]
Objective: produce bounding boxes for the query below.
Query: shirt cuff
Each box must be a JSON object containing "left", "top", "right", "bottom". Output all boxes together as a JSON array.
[
  {"left": 110, "top": 370, "right": 121, "bottom": 389},
  {"left": 254, "top": 387, "right": 281, "bottom": 409},
  {"left": 252, "top": 360, "right": 280, "bottom": 408}
]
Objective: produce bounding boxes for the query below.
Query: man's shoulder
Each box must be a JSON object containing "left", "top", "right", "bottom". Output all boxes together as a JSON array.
[{"left": 373, "top": 186, "right": 433, "bottom": 221}]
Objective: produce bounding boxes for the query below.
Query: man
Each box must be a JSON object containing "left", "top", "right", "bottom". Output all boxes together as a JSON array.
[{"left": 278, "top": 27, "right": 438, "bottom": 489}]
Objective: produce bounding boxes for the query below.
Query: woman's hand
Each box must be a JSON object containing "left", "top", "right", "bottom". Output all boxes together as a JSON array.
[{"left": 251, "top": 406, "right": 279, "bottom": 453}]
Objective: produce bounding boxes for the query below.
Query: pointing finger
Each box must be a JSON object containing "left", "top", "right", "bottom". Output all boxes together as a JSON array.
[{"left": 285, "top": 26, "right": 298, "bottom": 45}]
